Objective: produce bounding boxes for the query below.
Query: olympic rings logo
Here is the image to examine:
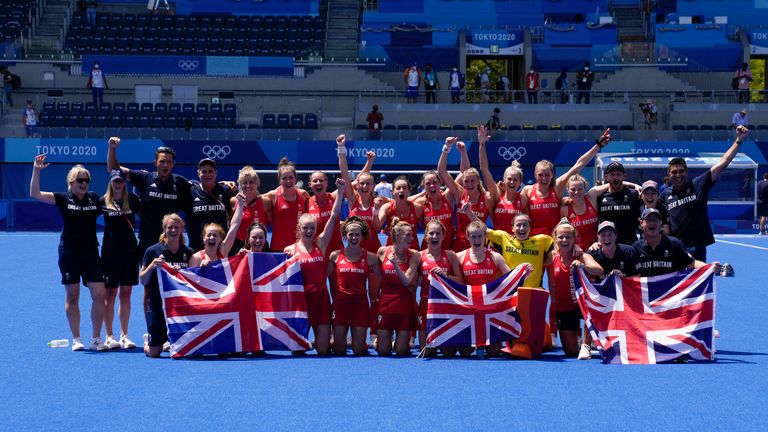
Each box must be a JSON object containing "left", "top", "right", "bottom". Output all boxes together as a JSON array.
[
  {"left": 202, "top": 145, "right": 231, "bottom": 159},
  {"left": 178, "top": 60, "right": 200, "bottom": 71},
  {"left": 497, "top": 146, "right": 526, "bottom": 161}
]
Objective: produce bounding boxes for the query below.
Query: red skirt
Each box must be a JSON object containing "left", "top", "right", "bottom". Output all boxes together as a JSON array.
[
  {"left": 332, "top": 294, "right": 371, "bottom": 328},
  {"left": 417, "top": 298, "right": 429, "bottom": 331},
  {"left": 377, "top": 312, "right": 416, "bottom": 331},
  {"left": 305, "top": 289, "right": 332, "bottom": 326}
]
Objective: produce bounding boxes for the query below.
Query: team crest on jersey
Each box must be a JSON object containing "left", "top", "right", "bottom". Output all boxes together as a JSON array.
[{"left": 664, "top": 250, "right": 669, "bottom": 258}]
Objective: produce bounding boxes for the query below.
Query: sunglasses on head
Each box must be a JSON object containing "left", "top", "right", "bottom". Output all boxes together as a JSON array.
[
  {"left": 76, "top": 177, "right": 90, "bottom": 184},
  {"left": 155, "top": 146, "right": 176, "bottom": 158}
]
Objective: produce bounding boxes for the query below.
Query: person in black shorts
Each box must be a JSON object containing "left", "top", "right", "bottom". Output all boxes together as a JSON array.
[
  {"left": 99, "top": 169, "right": 141, "bottom": 350},
  {"left": 186, "top": 158, "right": 235, "bottom": 252},
  {"left": 588, "top": 221, "right": 639, "bottom": 280},
  {"left": 595, "top": 162, "right": 642, "bottom": 245},
  {"left": 30, "top": 155, "right": 107, "bottom": 351},
  {"left": 756, "top": 173, "right": 768, "bottom": 235},
  {"left": 633, "top": 208, "right": 719, "bottom": 277},
  {"left": 662, "top": 125, "right": 748, "bottom": 260},
  {"left": 139, "top": 213, "right": 193, "bottom": 358}
]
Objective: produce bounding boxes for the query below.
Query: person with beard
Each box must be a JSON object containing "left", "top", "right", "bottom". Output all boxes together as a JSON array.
[
  {"left": 378, "top": 176, "right": 423, "bottom": 250},
  {"left": 326, "top": 217, "right": 382, "bottom": 356},
  {"left": 231, "top": 166, "right": 272, "bottom": 255},
  {"left": 338, "top": 136, "right": 382, "bottom": 253},
  {"left": 595, "top": 161, "right": 642, "bottom": 245},
  {"left": 662, "top": 125, "right": 748, "bottom": 261},
  {"left": 417, "top": 219, "right": 463, "bottom": 357},
  {"left": 188, "top": 193, "right": 246, "bottom": 267},
  {"left": 284, "top": 178, "right": 346, "bottom": 356},
  {"left": 415, "top": 170, "right": 456, "bottom": 251},
  {"left": 187, "top": 158, "right": 236, "bottom": 252},
  {"left": 267, "top": 158, "right": 310, "bottom": 253}
]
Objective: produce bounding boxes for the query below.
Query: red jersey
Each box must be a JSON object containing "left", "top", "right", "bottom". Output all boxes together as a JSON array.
[
  {"left": 552, "top": 253, "right": 578, "bottom": 311},
  {"left": 528, "top": 186, "right": 561, "bottom": 236},
  {"left": 235, "top": 197, "right": 267, "bottom": 241},
  {"left": 385, "top": 200, "right": 419, "bottom": 250},
  {"left": 197, "top": 249, "right": 224, "bottom": 261},
  {"left": 566, "top": 199, "right": 599, "bottom": 250},
  {"left": 379, "top": 247, "right": 415, "bottom": 314},
  {"left": 421, "top": 193, "right": 454, "bottom": 250},
  {"left": 291, "top": 243, "right": 326, "bottom": 294},
  {"left": 348, "top": 196, "right": 381, "bottom": 253},
  {"left": 308, "top": 193, "right": 343, "bottom": 256},
  {"left": 419, "top": 250, "right": 450, "bottom": 300},
  {"left": 335, "top": 250, "right": 368, "bottom": 297},
  {"left": 271, "top": 188, "right": 306, "bottom": 252},
  {"left": 454, "top": 189, "right": 489, "bottom": 252},
  {"left": 492, "top": 193, "right": 524, "bottom": 234},
  {"left": 461, "top": 249, "right": 498, "bottom": 285}
]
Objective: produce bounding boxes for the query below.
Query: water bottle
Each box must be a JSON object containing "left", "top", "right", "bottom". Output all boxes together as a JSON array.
[{"left": 48, "top": 339, "right": 69, "bottom": 348}]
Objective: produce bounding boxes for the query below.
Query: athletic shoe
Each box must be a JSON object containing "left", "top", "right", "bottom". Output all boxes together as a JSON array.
[
  {"left": 71, "top": 337, "right": 85, "bottom": 351},
  {"left": 577, "top": 343, "right": 592, "bottom": 360},
  {"left": 104, "top": 335, "right": 121, "bottom": 350},
  {"left": 162, "top": 341, "right": 170, "bottom": 352},
  {"left": 89, "top": 337, "right": 108, "bottom": 351},
  {"left": 119, "top": 335, "right": 136, "bottom": 349}
]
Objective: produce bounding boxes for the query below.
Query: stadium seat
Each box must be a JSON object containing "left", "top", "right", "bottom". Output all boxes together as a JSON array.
[
  {"left": 277, "top": 114, "right": 290, "bottom": 129},
  {"left": 304, "top": 113, "right": 318, "bottom": 129},
  {"left": 289, "top": 114, "right": 303, "bottom": 129},
  {"left": 126, "top": 103, "right": 139, "bottom": 114},
  {"left": 262, "top": 114, "right": 277, "bottom": 129}
]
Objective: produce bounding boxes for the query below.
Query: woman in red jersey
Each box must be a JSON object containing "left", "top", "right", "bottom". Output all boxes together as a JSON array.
[
  {"left": 547, "top": 220, "right": 603, "bottom": 359},
  {"left": 241, "top": 221, "right": 270, "bottom": 253},
  {"left": 230, "top": 166, "right": 272, "bottom": 255},
  {"left": 268, "top": 158, "right": 310, "bottom": 252},
  {"left": 438, "top": 127, "right": 499, "bottom": 252},
  {"left": 284, "top": 178, "right": 346, "bottom": 356},
  {"left": 560, "top": 175, "right": 601, "bottom": 251},
  {"left": 415, "top": 170, "right": 456, "bottom": 250},
  {"left": 337, "top": 135, "right": 383, "bottom": 254},
  {"left": 378, "top": 177, "right": 423, "bottom": 250},
  {"left": 418, "top": 219, "right": 463, "bottom": 357},
  {"left": 521, "top": 129, "right": 610, "bottom": 236},
  {"left": 450, "top": 220, "right": 512, "bottom": 357},
  {"left": 492, "top": 160, "right": 525, "bottom": 234},
  {"left": 376, "top": 218, "right": 421, "bottom": 356},
  {"left": 326, "top": 216, "right": 382, "bottom": 356},
  {"left": 189, "top": 193, "right": 246, "bottom": 267}
]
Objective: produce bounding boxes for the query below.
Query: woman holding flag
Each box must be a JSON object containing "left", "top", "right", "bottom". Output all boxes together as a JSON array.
[
  {"left": 326, "top": 216, "right": 382, "bottom": 356},
  {"left": 241, "top": 221, "right": 270, "bottom": 253},
  {"left": 188, "top": 193, "right": 246, "bottom": 267},
  {"left": 418, "top": 219, "right": 463, "bottom": 357},
  {"left": 284, "top": 178, "right": 346, "bottom": 356}
]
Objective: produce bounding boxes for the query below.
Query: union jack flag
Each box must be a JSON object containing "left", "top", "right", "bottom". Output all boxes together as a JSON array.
[
  {"left": 159, "top": 253, "right": 310, "bottom": 358},
  {"left": 426, "top": 265, "right": 530, "bottom": 348},
  {"left": 573, "top": 265, "right": 716, "bottom": 364}
]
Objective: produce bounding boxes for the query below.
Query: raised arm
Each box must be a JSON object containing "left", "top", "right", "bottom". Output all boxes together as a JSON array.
[
  {"left": 316, "top": 178, "right": 346, "bottom": 253},
  {"left": 220, "top": 193, "right": 246, "bottom": 256},
  {"left": 555, "top": 129, "right": 609, "bottom": 192},
  {"left": 29, "top": 155, "right": 55, "bottom": 205},
  {"left": 454, "top": 140, "right": 470, "bottom": 187},
  {"left": 337, "top": 134, "right": 357, "bottom": 208},
  {"left": 437, "top": 137, "right": 462, "bottom": 201},
  {"left": 711, "top": 125, "right": 747, "bottom": 181},
  {"left": 477, "top": 125, "right": 500, "bottom": 204},
  {"left": 107, "top": 136, "right": 129, "bottom": 175}
]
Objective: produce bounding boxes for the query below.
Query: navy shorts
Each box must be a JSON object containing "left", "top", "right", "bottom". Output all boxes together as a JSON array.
[
  {"left": 58, "top": 246, "right": 103, "bottom": 285},
  {"left": 102, "top": 252, "right": 139, "bottom": 289},
  {"left": 556, "top": 307, "right": 583, "bottom": 332},
  {"left": 145, "top": 307, "right": 168, "bottom": 348}
]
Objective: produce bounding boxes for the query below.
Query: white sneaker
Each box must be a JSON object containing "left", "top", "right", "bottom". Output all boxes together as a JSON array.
[
  {"left": 104, "top": 335, "right": 121, "bottom": 350},
  {"left": 72, "top": 337, "right": 85, "bottom": 351},
  {"left": 577, "top": 343, "right": 592, "bottom": 360},
  {"left": 119, "top": 335, "right": 136, "bottom": 349},
  {"left": 89, "top": 337, "right": 108, "bottom": 351},
  {"left": 162, "top": 341, "right": 170, "bottom": 352}
]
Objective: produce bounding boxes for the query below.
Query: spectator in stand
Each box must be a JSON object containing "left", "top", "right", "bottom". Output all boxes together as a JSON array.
[
  {"left": 640, "top": 99, "right": 658, "bottom": 130},
  {"left": 555, "top": 67, "right": 569, "bottom": 104},
  {"left": 366, "top": 104, "right": 383, "bottom": 131},
  {"left": 525, "top": 65, "right": 540, "bottom": 104},
  {"left": 404, "top": 63, "right": 421, "bottom": 103},
  {"left": 758, "top": 173, "right": 768, "bottom": 235},
  {"left": 480, "top": 67, "right": 491, "bottom": 103},
  {"left": 732, "top": 108, "right": 748, "bottom": 129},
  {"left": 87, "top": 61, "right": 108, "bottom": 106},
  {"left": 734, "top": 62, "right": 753, "bottom": 104},
  {"left": 449, "top": 66, "right": 464, "bottom": 104},
  {"left": 575, "top": 62, "right": 594, "bottom": 104},
  {"left": 22, "top": 99, "right": 38, "bottom": 138},
  {"left": 86, "top": 0, "right": 97, "bottom": 26},
  {"left": 1, "top": 65, "right": 14, "bottom": 108},
  {"left": 423, "top": 63, "right": 440, "bottom": 104},
  {"left": 375, "top": 174, "right": 393, "bottom": 199},
  {"left": 485, "top": 107, "right": 501, "bottom": 135},
  {"left": 500, "top": 74, "right": 511, "bottom": 104}
]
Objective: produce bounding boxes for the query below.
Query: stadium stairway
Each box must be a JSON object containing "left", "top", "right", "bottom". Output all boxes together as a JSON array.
[
  {"left": 593, "top": 67, "right": 698, "bottom": 93},
  {"left": 324, "top": 0, "right": 361, "bottom": 61},
  {"left": 26, "top": 0, "right": 73, "bottom": 58}
]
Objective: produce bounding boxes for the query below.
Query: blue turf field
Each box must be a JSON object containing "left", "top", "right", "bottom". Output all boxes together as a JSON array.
[{"left": 2, "top": 233, "right": 767, "bottom": 431}]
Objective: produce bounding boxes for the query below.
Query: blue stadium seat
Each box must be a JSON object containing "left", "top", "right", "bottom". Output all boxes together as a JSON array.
[
  {"left": 126, "top": 103, "right": 139, "bottom": 114},
  {"left": 356, "top": 124, "right": 367, "bottom": 130},
  {"left": 149, "top": 115, "right": 165, "bottom": 128},
  {"left": 122, "top": 114, "right": 137, "bottom": 128},
  {"left": 154, "top": 103, "right": 167, "bottom": 115},
  {"left": 136, "top": 115, "right": 150, "bottom": 128},
  {"left": 277, "top": 114, "right": 290, "bottom": 129},
  {"left": 290, "top": 114, "right": 303, "bottom": 129},
  {"left": 94, "top": 114, "right": 108, "bottom": 127},
  {"left": 56, "top": 102, "right": 69, "bottom": 115},
  {"left": 165, "top": 114, "right": 179, "bottom": 128},
  {"left": 140, "top": 103, "right": 153, "bottom": 115},
  {"left": 168, "top": 103, "right": 181, "bottom": 115},
  {"left": 207, "top": 115, "right": 222, "bottom": 129},
  {"left": 70, "top": 102, "right": 84, "bottom": 114},
  {"left": 398, "top": 124, "right": 410, "bottom": 130},
  {"left": 262, "top": 114, "right": 276, "bottom": 129},
  {"left": 107, "top": 113, "right": 123, "bottom": 128},
  {"left": 192, "top": 115, "right": 206, "bottom": 128},
  {"left": 210, "top": 103, "right": 222, "bottom": 116},
  {"left": 304, "top": 113, "right": 318, "bottom": 129},
  {"left": 196, "top": 103, "right": 209, "bottom": 115},
  {"left": 42, "top": 102, "right": 55, "bottom": 114},
  {"left": 64, "top": 113, "right": 80, "bottom": 127},
  {"left": 222, "top": 114, "right": 236, "bottom": 128},
  {"left": 181, "top": 103, "right": 195, "bottom": 118}
]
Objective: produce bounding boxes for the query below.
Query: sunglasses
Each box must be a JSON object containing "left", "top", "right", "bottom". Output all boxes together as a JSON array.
[
  {"left": 75, "top": 177, "right": 90, "bottom": 184},
  {"left": 155, "top": 146, "right": 176, "bottom": 158}
]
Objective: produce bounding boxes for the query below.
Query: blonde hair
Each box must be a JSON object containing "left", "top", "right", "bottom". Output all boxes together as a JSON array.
[
  {"left": 104, "top": 178, "right": 130, "bottom": 212},
  {"left": 389, "top": 217, "right": 413, "bottom": 242},
  {"left": 238, "top": 165, "right": 260, "bottom": 187},
  {"left": 296, "top": 213, "right": 317, "bottom": 240},
  {"left": 503, "top": 160, "right": 523, "bottom": 181},
  {"left": 567, "top": 174, "right": 588, "bottom": 189},
  {"left": 425, "top": 219, "right": 446, "bottom": 235},
  {"left": 66, "top": 165, "right": 90, "bottom": 192},
  {"left": 420, "top": 170, "right": 441, "bottom": 188},
  {"left": 159, "top": 213, "right": 186, "bottom": 245},
  {"left": 201, "top": 223, "right": 225, "bottom": 243},
  {"left": 465, "top": 220, "right": 488, "bottom": 237},
  {"left": 342, "top": 216, "right": 369, "bottom": 240},
  {"left": 552, "top": 219, "right": 578, "bottom": 252},
  {"left": 534, "top": 160, "right": 555, "bottom": 187},
  {"left": 461, "top": 167, "right": 486, "bottom": 195}
]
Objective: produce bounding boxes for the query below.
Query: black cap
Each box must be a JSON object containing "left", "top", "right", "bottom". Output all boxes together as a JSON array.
[
  {"left": 605, "top": 161, "right": 625, "bottom": 174},
  {"left": 109, "top": 169, "right": 126, "bottom": 183},
  {"left": 198, "top": 158, "right": 217, "bottom": 169},
  {"left": 597, "top": 221, "right": 617, "bottom": 233},
  {"left": 640, "top": 207, "right": 662, "bottom": 220}
]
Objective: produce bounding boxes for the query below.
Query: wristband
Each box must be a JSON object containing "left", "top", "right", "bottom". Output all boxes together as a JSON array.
[
  {"left": 337, "top": 146, "right": 347, "bottom": 156},
  {"left": 442, "top": 145, "right": 451, "bottom": 153}
]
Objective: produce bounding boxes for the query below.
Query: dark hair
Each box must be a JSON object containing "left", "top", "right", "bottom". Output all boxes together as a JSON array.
[
  {"left": 763, "top": 173, "right": 768, "bottom": 180},
  {"left": 342, "top": 216, "right": 370, "bottom": 240},
  {"left": 155, "top": 146, "right": 176, "bottom": 161},
  {"left": 668, "top": 157, "right": 687, "bottom": 170},
  {"left": 493, "top": 107, "right": 500, "bottom": 114},
  {"left": 244, "top": 221, "right": 270, "bottom": 252}
]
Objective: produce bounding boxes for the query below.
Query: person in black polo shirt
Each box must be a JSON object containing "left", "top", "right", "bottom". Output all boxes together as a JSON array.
[
  {"left": 139, "top": 213, "right": 193, "bottom": 358},
  {"left": 186, "top": 158, "right": 234, "bottom": 252},
  {"left": 596, "top": 161, "right": 642, "bottom": 245},
  {"left": 638, "top": 180, "right": 670, "bottom": 237},
  {"left": 107, "top": 137, "right": 191, "bottom": 257},
  {"left": 30, "top": 155, "right": 107, "bottom": 351},
  {"left": 633, "top": 208, "right": 719, "bottom": 277},
  {"left": 587, "top": 221, "right": 639, "bottom": 280},
  {"left": 662, "top": 125, "right": 748, "bottom": 261}
]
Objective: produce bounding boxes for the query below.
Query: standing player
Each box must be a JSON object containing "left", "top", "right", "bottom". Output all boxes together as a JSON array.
[
  {"left": 595, "top": 161, "right": 642, "bottom": 245},
  {"left": 492, "top": 161, "right": 525, "bottom": 234},
  {"left": 418, "top": 220, "right": 463, "bottom": 356},
  {"left": 376, "top": 219, "right": 421, "bottom": 356},
  {"left": 326, "top": 217, "right": 382, "bottom": 356},
  {"left": 230, "top": 166, "right": 272, "bottom": 255},
  {"left": 415, "top": 171, "right": 456, "bottom": 250},
  {"left": 30, "top": 155, "right": 107, "bottom": 351},
  {"left": 188, "top": 194, "right": 246, "bottom": 267},
  {"left": 100, "top": 169, "right": 141, "bottom": 349},
  {"left": 758, "top": 173, "right": 768, "bottom": 235},
  {"left": 307, "top": 169, "right": 344, "bottom": 258},
  {"left": 267, "top": 158, "right": 310, "bottom": 253},
  {"left": 139, "top": 213, "right": 194, "bottom": 358},
  {"left": 338, "top": 136, "right": 382, "bottom": 253},
  {"left": 378, "top": 177, "right": 423, "bottom": 250},
  {"left": 284, "top": 178, "right": 346, "bottom": 356},
  {"left": 522, "top": 129, "right": 609, "bottom": 236},
  {"left": 186, "top": 158, "right": 235, "bottom": 252},
  {"left": 561, "top": 175, "right": 600, "bottom": 250}
]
